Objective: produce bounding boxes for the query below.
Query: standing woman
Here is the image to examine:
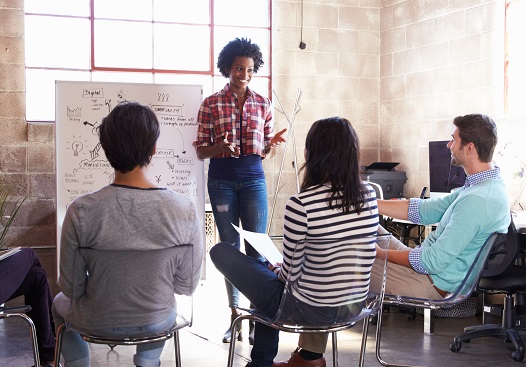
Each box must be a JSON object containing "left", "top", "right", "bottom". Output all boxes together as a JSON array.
[{"left": 195, "top": 37, "right": 287, "bottom": 343}]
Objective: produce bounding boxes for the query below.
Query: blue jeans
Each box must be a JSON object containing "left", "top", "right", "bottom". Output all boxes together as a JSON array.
[
  {"left": 52, "top": 292, "right": 177, "bottom": 367},
  {"left": 0, "top": 248, "right": 55, "bottom": 363},
  {"left": 210, "top": 243, "right": 363, "bottom": 367},
  {"left": 208, "top": 177, "right": 268, "bottom": 307}
]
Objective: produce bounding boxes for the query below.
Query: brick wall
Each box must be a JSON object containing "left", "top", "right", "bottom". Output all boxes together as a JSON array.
[
  {"left": 1, "top": 1, "right": 524, "bottom": 295},
  {"left": 0, "top": 1, "right": 58, "bottom": 294},
  {"left": 379, "top": 0, "right": 506, "bottom": 197}
]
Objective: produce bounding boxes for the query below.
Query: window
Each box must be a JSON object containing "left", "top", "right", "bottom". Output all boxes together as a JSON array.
[
  {"left": 505, "top": 0, "right": 526, "bottom": 115},
  {"left": 24, "top": 0, "right": 272, "bottom": 122}
]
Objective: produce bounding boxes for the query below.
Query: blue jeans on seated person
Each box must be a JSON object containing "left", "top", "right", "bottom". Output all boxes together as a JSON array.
[
  {"left": 52, "top": 292, "right": 177, "bottom": 367},
  {"left": 210, "top": 242, "right": 363, "bottom": 367}
]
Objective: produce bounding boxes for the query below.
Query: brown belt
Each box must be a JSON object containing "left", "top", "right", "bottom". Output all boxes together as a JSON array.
[{"left": 427, "top": 275, "right": 448, "bottom": 298}]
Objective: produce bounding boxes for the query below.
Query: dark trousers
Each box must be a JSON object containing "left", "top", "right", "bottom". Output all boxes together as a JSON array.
[{"left": 0, "top": 248, "right": 55, "bottom": 363}]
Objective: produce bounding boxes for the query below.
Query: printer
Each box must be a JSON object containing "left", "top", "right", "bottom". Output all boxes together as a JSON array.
[{"left": 363, "top": 162, "right": 407, "bottom": 199}]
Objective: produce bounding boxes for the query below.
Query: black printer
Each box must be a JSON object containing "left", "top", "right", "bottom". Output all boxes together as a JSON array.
[{"left": 363, "top": 162, "right": 407, "bottom": 199}]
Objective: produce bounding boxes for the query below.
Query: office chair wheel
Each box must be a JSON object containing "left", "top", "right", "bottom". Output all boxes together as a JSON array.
[
  {"left": 511, "top": 351, "right": 524, "bottom": 362},
  {"left": 449, "top": 341, "right": 462, "bottom": 352}
]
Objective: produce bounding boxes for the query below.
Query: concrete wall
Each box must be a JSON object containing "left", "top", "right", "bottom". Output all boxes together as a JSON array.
[
  {"left": 268, "top": 0, "right": 382, "bottom": 233},
  {"left": 1, "top": 0, "right": 525, "bottom": 292},
  {"left": 379, "top": 0, "right": 508, "bottom": 197}
]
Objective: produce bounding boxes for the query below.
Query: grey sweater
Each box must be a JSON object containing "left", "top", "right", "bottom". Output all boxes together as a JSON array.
[{"left": 59, "top": 184, "right": 204, "bottom": 331}]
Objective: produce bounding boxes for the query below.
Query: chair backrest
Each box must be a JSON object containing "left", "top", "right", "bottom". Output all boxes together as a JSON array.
[
  {"left": 68, "top": 244, "right": 196, "bottom": 332},
  {"left": 366, "top": 181, "right": 385, "bottom": 227},
  {"left": 267, "top": 233, "right": 392, "bottom": 329},
  {"left": 385, "top": 230, "right": 507, "bottom": 308},
  {"left": 481, "top": 218, "right": 520, "bottom": 278},
  {"left": 367, "top": 181, "right": 384, "bottom": 200}
]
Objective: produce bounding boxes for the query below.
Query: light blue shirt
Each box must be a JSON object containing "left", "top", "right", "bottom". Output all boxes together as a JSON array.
[{"left": 406, "top": 167, "right": 510, "bottom": 292}]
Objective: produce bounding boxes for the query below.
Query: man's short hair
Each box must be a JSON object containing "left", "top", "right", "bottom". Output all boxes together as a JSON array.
[
  {"left": 99, "top": 101, "right": 160, "bottom": 173},
  {"left": 453, "top": 114, "right": 497, "bottom": 162}
]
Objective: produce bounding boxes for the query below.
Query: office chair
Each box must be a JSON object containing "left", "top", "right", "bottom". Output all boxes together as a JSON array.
[
  {"left": 54, "top": 244, "right": 195, "bottom": 367},
  {"left": 227, "top": 233, "right": 393, "bottom": 367},
  {"left": 450, "top": 220, "right": 526, "bottom": 362},
  {"left": 0, "top": 304, "right": 40, "bottom": 366},
  {"left": 375, "top": 230, "right": 508, "bottom": 367}
]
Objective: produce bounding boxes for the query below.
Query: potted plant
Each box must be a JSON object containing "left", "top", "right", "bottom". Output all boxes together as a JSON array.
[{"left": 0, "top": 178, "right": 27, "bottom": 249}]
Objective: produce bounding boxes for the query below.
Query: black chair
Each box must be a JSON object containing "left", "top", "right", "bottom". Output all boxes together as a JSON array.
[
  {"left": 450, "top": 219, "right": 526, "bottom": 362},
  {"left": 0, "top": 305, "right": 40, "bottom": 366}
]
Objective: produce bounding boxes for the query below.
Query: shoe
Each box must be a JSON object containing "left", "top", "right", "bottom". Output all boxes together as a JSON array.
[
  {"left": 222, "top": 314, "right": 242, "bottom": 343},
  {"left": 272, "top": 351, "right": 326, "bottom": 367},
  {"left": 249, "top": 320, "right": 255, "bottom": 345}
]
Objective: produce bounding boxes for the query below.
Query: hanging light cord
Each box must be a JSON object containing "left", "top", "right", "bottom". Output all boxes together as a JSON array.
[{"left": 299, "top": 0, "right": 306, "bottom": 49}]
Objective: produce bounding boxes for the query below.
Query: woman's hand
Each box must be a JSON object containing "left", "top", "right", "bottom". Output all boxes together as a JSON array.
[
  {"left": 268, "top": 261, "right": 282, "bottom": 273},
  {"left": 270, "top": 128, "right": 287, "bottom": 148},
  {"left": 218, "top": 132, "right": 240, "bottom": 157}
]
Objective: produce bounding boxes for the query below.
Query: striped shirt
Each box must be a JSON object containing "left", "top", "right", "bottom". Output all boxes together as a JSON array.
[
  {"left": 279, "top": 183, "right": 379, "bottom": 307},
  {"left": 195, "top": 83, "right": 274, "bottom": 159}
]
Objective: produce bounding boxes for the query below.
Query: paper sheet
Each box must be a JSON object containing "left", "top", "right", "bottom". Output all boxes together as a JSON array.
[{"left": 232, "top": 224, "right": 283, "bottom": 266}]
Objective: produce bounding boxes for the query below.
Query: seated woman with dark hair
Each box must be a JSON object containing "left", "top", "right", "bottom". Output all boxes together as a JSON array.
[{"left": 210, "top": 116, "right": 379, "bottom": 367}]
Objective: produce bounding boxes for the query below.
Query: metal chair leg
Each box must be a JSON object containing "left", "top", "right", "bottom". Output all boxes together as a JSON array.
[
  {"left": 174, "top": 330, "right": 182, "bottom": 367},
  {"left": 359, "top": 316, "right": 370, "bottom": 367},
  {"left": 15, "top": 313, "right": 40, "bottom": 367},
  {"left": 375, "top": 304, "right": 419, "bottom": 367},
  {"left": 330, "top": 331, "right": 338, "bottom": 367},
  {"left": 227, "top": 315, "right": 250, "bottom": 367},
  {"left": 54, "top": 323, "right": 66, "bottom": 366}
]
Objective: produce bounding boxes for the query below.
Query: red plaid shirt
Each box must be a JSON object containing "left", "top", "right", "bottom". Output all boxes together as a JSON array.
[{"left": 195, "top": 84, "right": 274, "bottom": 159}]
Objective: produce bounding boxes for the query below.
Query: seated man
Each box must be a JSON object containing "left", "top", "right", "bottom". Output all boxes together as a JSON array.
[
  {"left": 0, "top": 247, "right": 55, "bottom": 367},
  {"left": 276, "top": 113, "right": 510, "bottom": 367},
  {"left": 52, "top": 101, "right": 204, "bottom": 367}
]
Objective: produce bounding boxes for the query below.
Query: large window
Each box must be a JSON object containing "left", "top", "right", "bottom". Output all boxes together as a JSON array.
[
  {"left": 505, "top": 0, "right": 526, "bottom": 115},
  {"left": 24, "top": 0, "right": 272, "bottom": 122}
]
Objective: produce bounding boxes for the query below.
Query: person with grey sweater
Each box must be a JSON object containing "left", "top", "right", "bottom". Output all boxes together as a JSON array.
[{"left": 52, "top": 101, "right": 204, "bottom": 367}]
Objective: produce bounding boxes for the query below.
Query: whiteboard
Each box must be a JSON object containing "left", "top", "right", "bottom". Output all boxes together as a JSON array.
[{"left": 55, "top": 81, "right": 204, "bottom": 259}]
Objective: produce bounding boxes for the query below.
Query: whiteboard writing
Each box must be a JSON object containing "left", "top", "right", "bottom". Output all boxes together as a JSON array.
[{"left": 55, "top": 81, "right": 204, "bottom": 262}]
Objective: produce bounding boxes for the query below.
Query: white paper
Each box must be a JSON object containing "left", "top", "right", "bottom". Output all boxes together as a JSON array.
[{"left": 232, "top": 224, "right": 283, "bottom": 266}]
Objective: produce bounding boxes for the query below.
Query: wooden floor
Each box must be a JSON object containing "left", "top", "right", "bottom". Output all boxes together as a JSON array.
[{"left": 2, "top": 256, "right": 524, "bottom": 367}]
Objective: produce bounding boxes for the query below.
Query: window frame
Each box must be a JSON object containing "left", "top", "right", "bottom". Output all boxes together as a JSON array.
[
  {"left": 504, "top": 0, "right": 525, "bottom": 116},
  {"left": 24, "top": 0, "right": 272, "bottom": 122}
]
